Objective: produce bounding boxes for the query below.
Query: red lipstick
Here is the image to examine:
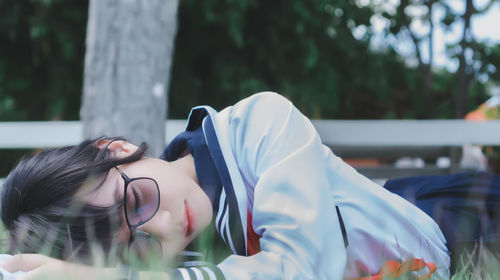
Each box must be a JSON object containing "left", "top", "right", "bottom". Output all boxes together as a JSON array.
[{"left": 184, "top": 200, "right": 195, "bottom": 236}]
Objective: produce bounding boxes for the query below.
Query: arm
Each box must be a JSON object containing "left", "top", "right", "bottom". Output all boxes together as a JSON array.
[
  {"left": 218, "top": 92, "right": 347, "bottom": 279},
  {"left": 1, "top": 254, "right": 119, "bottom": 280},
  {"left": 0, "top": 254, "right": 173, "bottom": 280}
]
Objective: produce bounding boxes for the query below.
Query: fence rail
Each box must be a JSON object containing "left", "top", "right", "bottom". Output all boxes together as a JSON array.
[
  {"left": 1, "top": 120, "right": 500, "bottom": 180},
  {"left": 2, "top": 120, "right": 500, "bottom": 149},
  {"left": 0, "top": 120, "right": 187, "bottom": 149}
]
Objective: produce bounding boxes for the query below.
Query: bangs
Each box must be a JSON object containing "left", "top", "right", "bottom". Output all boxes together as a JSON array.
[{"left": 65, "top": 202, "right": 125, "bottom": 261}]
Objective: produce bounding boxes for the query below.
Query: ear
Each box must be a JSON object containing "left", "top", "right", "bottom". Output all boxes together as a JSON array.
[{"left": 95, "top": 139, "right": 139, "bottom": 158}]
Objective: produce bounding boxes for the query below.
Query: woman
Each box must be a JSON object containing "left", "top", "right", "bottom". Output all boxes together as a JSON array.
[{"left": 1, "top": 92, "right": 495, "bottom": 279}]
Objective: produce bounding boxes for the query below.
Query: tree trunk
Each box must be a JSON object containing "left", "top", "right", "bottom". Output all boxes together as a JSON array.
[{"left": 81, "top": 0, "right": 179, "bottom": 156}]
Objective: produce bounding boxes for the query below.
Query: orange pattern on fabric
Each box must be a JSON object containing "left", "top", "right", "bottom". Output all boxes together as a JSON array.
[{"left": 352, "top": 258, "right": 437, "bottom": 280}]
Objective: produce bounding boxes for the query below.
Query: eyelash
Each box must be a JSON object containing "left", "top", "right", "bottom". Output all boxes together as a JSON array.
[{"left": 132, "top": 188, "right": 141, "bottom": 212}]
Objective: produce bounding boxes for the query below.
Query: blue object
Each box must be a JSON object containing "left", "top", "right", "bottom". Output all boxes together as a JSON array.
[{"left": 384, "top": 171, "right": 500, "bottom": 252}]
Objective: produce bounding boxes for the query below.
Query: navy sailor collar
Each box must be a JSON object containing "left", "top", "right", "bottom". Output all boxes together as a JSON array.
[
  {"left": 160, "top": 109, "right": 247, "bottom": 256},
  {"left": 160, "top": 112, "right": 222, "bottom": 213}
]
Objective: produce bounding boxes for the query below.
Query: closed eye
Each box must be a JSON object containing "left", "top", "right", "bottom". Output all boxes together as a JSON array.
[{"left": 133, "top": 188, "right": 141, "bottom": 213}]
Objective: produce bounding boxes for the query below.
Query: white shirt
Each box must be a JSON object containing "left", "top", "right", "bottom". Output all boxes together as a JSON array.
[{"left": 182, "top": 92, "right": 449, "bottom": 280}]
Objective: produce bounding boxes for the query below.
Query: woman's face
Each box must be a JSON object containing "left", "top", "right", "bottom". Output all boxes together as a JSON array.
[{"left": 84, "top": 141, "right": 213, "bottom": 260}]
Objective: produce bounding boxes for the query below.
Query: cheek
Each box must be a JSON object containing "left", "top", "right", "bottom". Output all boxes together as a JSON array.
[
  {"left": 158, "top": 179, "right": 193, "bottom": 206},
  {"left": 116, "top": 211, "right": 131, "bottom": 244},
  {"left": 189, "top": 188, "right": 213, "bottom": 232}
]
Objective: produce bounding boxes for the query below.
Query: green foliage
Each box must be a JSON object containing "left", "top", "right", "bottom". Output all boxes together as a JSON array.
[
  {"left": 0, "top": 0, "right": 495, "bottom": 122},
  {"left": 441, "top": 5, "right": 457, "bottom": 28},
  {"left": 0, "top": 0, "right": 87, "bottom": 121},
  {"left": 0, "top": 0, "right": 88, "bottom": 177},
  {"left": 477, "top": 44, "right": 500, "bottom": 81},
  {"left": 0, "top": 0, "right": 498, "bottom": 176},
  {"left": 378, "top": 0, "right": 497, "bottom": 118},
  {"left": 169, "top": 0, "right": 445, "bottom": 119}
]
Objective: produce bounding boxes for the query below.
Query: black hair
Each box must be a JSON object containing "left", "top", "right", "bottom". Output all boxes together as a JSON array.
[{"left": 0, "top": 137, "right": 148, "bottom": 262}]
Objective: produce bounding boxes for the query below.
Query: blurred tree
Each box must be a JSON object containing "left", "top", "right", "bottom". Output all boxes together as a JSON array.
[
  {"left": 1, "top": 0, "right": 493, "bottom": 124},
  {"left": 169, "top": 0, "right": 415, "bottom": 119},
  {"left": 394, "top": 0, "right": 437, "bottom": 118},
  {"left": 168, "top": 0, "right": 479, "bottom": 120},
  {"left": 0, "top": 0, "right": 88, "bottom": 177},
  {"left": 0, "top": 0, "right": 87, "bottom": 121},
  {"left": 449, "top": 0, "right": 498, "bottom": 117},
  {"left": 1, "top": 0, "right": 498, "bottom": 177},
  {"left": 380, "top": 0, "right": 496, "bottom": 118},
  {"left": 80, "top": 0, "right": 179, "bottom": 155},
  {"left": 477, "top": 44, "right": 500, "bottom": 82}
]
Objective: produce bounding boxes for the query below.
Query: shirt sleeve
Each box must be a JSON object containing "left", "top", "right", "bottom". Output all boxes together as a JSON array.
[{"left": 217, "top": 92, "right": 347, "bottom": 280}]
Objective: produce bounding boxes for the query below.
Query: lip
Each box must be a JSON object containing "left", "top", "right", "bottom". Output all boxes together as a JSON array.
[{"left": 184, "top": 200, "right": 195, "bottom": 236}]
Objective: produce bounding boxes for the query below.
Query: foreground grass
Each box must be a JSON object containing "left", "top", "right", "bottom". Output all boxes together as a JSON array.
[
  {"left": 450, "top": 245, "right": 500, "bottom": 280},
  {"left": 0, "top": 222, "right": 499, "bottom": 279}
]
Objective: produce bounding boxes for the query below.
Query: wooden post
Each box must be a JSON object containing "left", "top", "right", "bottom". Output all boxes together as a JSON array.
[{"left": 81, "top": 0, "right": 179, "bottom": 156}]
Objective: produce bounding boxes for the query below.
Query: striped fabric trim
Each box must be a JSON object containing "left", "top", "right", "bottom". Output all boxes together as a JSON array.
[
  {"left": 191, "top": 267, "right": 204, "bottom": 279},
  {"left": 177, "top": 268, "right": 191, "bottom": 279},
  {"left": 215, "top": 190, "right": 227, "bottom": 235},
  {"left": 179, "top": 250, "right": 203, "bottom": 258},
  {"left": 182, "top": 261, "right": 217, "bottom": 267},
  {"left": 225, "top": 218, "right": 236, "bottom": 253},
  {"left": 203, "top": 116, "right": 246, "bottom": 255},
  {"left": 220, "top": 205, "right": 230, "bottom": 245},
  {"left": 201, "top": 267, "right": 217, "bottom": 280},
  {"left": 173, "top": 265, "right": 225, "bottom": 280},
  {"left": 210, "top": 148, "right": 238, "bottom": 253}
]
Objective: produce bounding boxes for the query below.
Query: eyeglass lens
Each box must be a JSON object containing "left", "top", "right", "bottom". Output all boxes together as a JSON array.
[{"left": 125, "top": 178, "right": 160, "bottom": 228}]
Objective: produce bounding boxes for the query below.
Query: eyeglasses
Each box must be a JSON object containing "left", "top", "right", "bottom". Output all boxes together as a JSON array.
[{"left": 114, "top": 166, "right": 161, "bottom": 259}]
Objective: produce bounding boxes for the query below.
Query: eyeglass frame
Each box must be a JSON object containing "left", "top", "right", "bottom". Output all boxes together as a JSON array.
[{"left": 114, "top": 166, "right": 161, "bottom": 245}]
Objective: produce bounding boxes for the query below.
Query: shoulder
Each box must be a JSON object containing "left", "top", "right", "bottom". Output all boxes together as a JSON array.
[
  {"left": 209, "top": 91, "right": 311, "bottom": 148},
  {"left": 226, "top": 92, "right": 294, "bottom": 125},
  {"left": 242, "top": 91, "right": 291, "bottom": 105},
  {"left": 232, "top": 92, "right": 291, "bottom": 114}
]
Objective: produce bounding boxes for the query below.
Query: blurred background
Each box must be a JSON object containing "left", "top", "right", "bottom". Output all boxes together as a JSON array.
[{"left": 1, "top": 0, "right": 500, "bottom": 178}]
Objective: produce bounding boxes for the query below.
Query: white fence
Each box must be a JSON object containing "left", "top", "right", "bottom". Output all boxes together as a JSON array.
[
  {"left": 1, "top": 120, "right": 500, "bottom": 181},
  {"left": 2, "top": 119, "right": 500, "bottom": 147},
  {"left": 0, "top": 120, "right": 187, "bottom": 149}
]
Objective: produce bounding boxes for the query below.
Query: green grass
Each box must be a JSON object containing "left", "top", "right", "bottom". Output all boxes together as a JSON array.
[
  {"left": 450, "top": 245, "right": 500, "bottom": 280},
  {"left": 1, "top": 222, "right": 499, "bottom": 279}
]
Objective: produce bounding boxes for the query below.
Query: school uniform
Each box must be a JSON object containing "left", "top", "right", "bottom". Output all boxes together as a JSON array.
[{"left": 163, "top": 92, "right": 450, "bottom": 279}]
